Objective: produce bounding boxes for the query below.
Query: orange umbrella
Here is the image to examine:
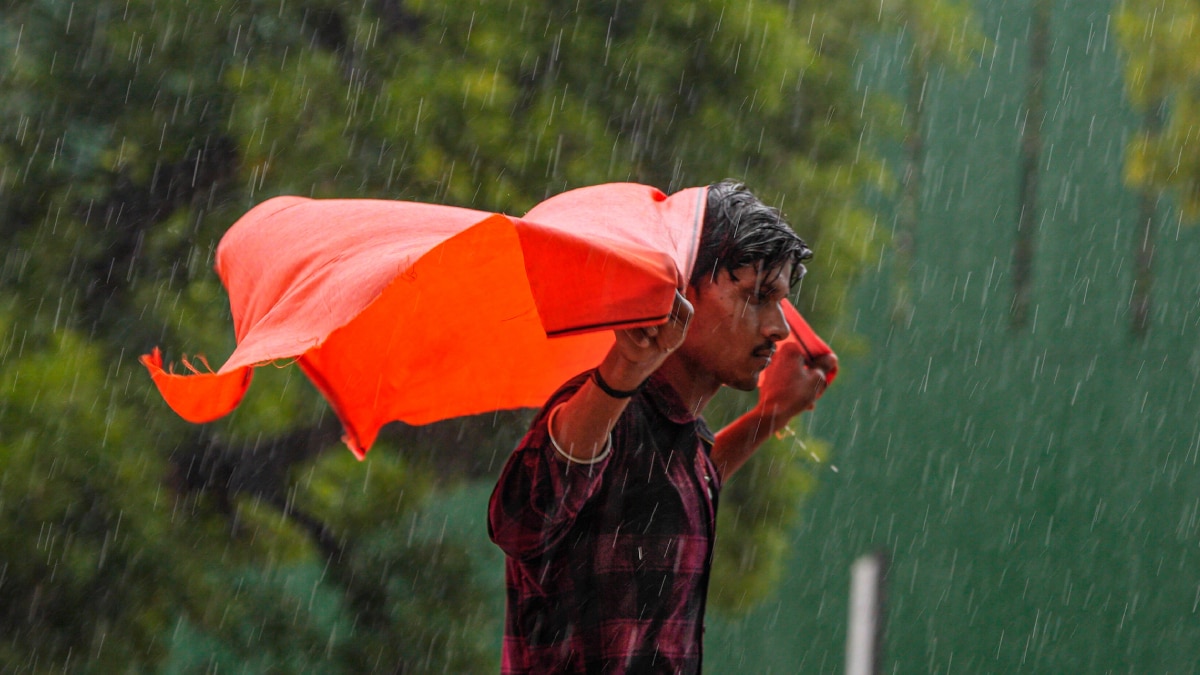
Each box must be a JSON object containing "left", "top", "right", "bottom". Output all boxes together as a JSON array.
[{"left": 142, "top": 183, "right": 834, "bottom": 457}]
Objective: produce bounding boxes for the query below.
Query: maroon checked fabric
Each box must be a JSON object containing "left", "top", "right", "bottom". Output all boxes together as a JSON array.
[{"left": 488, "top": 371, "right": 722, "bottom": 674}]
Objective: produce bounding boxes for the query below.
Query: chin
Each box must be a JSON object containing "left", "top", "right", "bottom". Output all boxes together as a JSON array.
[{"left": 726, "top": 377, "right": 759, "bottom": 392}]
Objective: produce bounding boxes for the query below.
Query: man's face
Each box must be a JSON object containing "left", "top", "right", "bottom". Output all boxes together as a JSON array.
[{"left": 678, "top": 261, "right": 795, "bottom": 391}]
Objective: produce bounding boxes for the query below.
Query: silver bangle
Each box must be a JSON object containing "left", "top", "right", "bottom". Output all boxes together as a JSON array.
[{"left": 546, "top": 403, "right": 612, "bottom": 465}]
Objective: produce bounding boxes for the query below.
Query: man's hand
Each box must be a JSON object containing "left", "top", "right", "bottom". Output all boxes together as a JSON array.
[
  {"left": 603, "top": 290, "right": 694, "bottom": 390},
  {"left": 756, "top": 340, "right": 836, "bottom": 422},
  {"left": 548, "top": 291, "right": 694, "bottom": 463},
  {"left": 712, "top": 342, "right": 836, "bottom": 479}
]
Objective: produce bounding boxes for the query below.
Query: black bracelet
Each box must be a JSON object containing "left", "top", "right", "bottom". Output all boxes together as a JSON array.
[{"left": 591, "top": 368, "right": 642, "bottom": 399}]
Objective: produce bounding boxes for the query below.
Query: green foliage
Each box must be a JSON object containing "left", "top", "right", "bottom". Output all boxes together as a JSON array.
[
  {"left": 0, "top": 0, "right": 904, "bottom": 668},
  {"left": 290, "top": 448, "right": 494, "bottom": 673},
  {"left": 1116, "top": 0, "right": 1200, "bottom": 218},
  {"left": 0, "top": 308, "right": 230, "bottom": 670},
  {"left": 165, "top": 449, "right": 494, "bottom": 673},
  {"left": 290, "top": 441, "right": 434, "bottom": 539}
]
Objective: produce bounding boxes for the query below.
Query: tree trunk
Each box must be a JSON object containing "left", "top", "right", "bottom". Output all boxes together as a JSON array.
[
  {"left": 1012, "top": 0, "right": 1049, "bottom": 328},
  {"left": 1131, "top": 101, "right": 1165, "bottom": 336},
  {"left": 893, "top": 43, "right": 926, "bottom": 326}
]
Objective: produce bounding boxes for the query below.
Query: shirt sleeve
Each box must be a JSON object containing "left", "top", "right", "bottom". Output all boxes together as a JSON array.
[{"left": 487, "top": 375, "right": 614, "bottom": 561}]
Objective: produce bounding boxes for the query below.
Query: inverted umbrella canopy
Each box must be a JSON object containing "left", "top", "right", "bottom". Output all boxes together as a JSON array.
[{"left": 142, "top": 183, "right": 835, "bottom": 458}]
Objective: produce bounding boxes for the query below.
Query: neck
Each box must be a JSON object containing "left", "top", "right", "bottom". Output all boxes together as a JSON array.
[{"left": 656, "top": 354, "right": 722, "bottom": 418}]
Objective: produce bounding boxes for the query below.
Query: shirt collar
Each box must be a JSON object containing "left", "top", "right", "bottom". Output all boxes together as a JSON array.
[{"left": 642, "top": 370, "right": 699, "bottom": 424}]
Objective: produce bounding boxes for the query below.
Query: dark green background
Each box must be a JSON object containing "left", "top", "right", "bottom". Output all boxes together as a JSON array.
[{"left": 705, "top": 0, "right": 1200, "bottom": 672}]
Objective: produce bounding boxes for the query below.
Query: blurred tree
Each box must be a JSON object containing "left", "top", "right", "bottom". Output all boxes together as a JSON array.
[
  {"left": 1115, "top": 0, "right": 1200, "bottom": 335},
  {"left": 0, "top": 0, "right": 909, "bottom": 669},
  {"left": 0, "top": 312, "right": 203, "bottom": 670},
  {"left": 0, "top": 1, "right": 493, "bottom": 670},
  {"left": 1012, "top": 0, "right": 1051, "bottom": 329}
]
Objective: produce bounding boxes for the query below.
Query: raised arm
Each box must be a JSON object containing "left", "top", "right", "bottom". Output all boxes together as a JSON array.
[
  {"left": 711, "top": 341, "right": 835, "bottom": 480},
  {"left": 549, "top": 291, "right": 694, "bottom": 461},
  {"left": 488, "top": 291, "right": 693, "bottom": 560}
]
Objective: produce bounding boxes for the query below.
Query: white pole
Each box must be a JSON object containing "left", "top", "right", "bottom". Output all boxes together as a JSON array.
[{"left": 845, "top": 550, "right": 889, "bottom": 675}]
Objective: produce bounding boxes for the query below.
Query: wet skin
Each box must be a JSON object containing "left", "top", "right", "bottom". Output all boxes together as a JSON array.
[{"left": 671, "top": 262, "right": 797, "bottom": 396}]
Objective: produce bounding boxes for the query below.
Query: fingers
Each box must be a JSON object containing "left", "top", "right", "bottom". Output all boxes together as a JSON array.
[
  {"left": 811, "top": 367, "right": 828, "bottom": 397},
  {"left": 655, "top": 290, "right": 693, "bottom": 351},
  {"left": 626, "top": 327, "right": 652, "bottom": 348},
  {"left": 775, "top": 339, "right": 804, "bottom": 362},
  {"left": 645, "top": 327, "right": 664, "bottom": 350},
  {"left": 810, "top": 351, "right": 838, "bottom": 375},
  {"left": 759, "top": 347, "right": 828, "bottom": 417},
  {"left": 802, "top": 365, "right": 828, "bottom": 412},
  {"left": 668, "top": 290, "right": 694, "bottom": 330},
  {"left": 614, "top": 291, "right": 694, "bottom": 358}
]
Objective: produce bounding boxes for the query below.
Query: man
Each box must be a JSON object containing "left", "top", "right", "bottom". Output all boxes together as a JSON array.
[{"left": 488, "top": 180, "right": 836, "bottom": 674}]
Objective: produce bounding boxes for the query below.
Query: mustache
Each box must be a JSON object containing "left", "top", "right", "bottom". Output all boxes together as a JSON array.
[{"left": 752, "top": 343, "right": 776, "bottom": 358}]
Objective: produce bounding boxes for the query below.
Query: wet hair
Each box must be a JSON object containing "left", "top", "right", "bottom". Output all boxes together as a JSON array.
[{"left": 689, "top": 179, "right": 813, "bottom": 290}]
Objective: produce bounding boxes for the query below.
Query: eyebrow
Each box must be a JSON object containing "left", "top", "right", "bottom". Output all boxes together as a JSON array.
[{"left": 748, "top": 268, "right": 791, "bottom": 298}]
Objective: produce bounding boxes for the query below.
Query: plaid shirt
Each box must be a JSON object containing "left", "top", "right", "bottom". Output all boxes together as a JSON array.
[{"left": 488, "top": 371, "right": 722, "bottom": 674}]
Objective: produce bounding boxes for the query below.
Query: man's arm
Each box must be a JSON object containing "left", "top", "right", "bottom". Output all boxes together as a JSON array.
[
  {"left": 711, "top": 341, "right": 835, "bottom": 479},
  {"left": 488, "top": 292, "right": 693, "bottom": 560},
  {"left": 549, "top": 292, "right": 693, "bottom": 462}
]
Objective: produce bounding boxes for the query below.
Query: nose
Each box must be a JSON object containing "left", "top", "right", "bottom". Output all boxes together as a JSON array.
[{"left": 763, "top": 302, "right": 791, "bottom": 343}]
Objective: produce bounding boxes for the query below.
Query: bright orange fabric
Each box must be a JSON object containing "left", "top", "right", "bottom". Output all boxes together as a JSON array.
[
  {"left": 143, "top": 183, "right": 834, "bottom": 457},
  {"left": 763, "top": 301, "right": 839, "bottom": 387}
]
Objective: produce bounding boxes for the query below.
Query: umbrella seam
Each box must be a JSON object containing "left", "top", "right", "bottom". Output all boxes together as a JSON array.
[{"left": 545, "top": 313, "right": 671, "bottom": 338}]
